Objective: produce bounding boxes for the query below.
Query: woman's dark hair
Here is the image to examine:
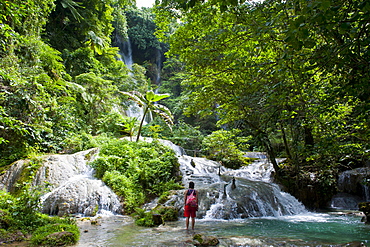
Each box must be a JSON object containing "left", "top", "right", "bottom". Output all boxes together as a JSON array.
[{"left": 189, "top": 181, "right": 194, "bottom": 189}]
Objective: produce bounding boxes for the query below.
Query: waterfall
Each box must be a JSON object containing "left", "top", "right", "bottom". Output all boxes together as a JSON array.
[
  {"left": 330, "top": 167, "right": 370, "bottom": 210},
  {"left": 155, "top": 49, "right": 162, "bottom": 86},
  {"left": 0, "top": 149, "right": 123, "bottom": 216},
  {"left": 122, "top": 38, "right": 133, "bottom": 70},
  {"left": 114, "top": 33, "right": 149, "bottom": 124},
  {"left": 1, "top": 140, "right": 307, "bottom": 220},
  {"left": 160, "top": 151, "right": 307, "bottom": 220},
  {"left": 115, "top": 33, "right": 133, "bottom": 70}
]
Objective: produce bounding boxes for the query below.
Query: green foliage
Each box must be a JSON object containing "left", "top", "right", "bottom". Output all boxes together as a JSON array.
[
  {"left": 0, "top": 0, "right": 154, "bottom": 169},
  {"left": 154, "top": 0, "right": 370, "bottom": 180},
  {"left": 96, "top": 111, "right": 126, "bottom": 136},
  {"left": 120, "top": 90, "right": 174, "bottom": 141},
  {"left": 0, "top": 34, "right": 77, "bottom": 165},
  {"left": 126, "top": 8, "right": 161, "bottom": 51},
  {"left": 0, "top": 188, "right": 78, "bottom": 245},
  {"left": 124, "top": 7, "right": 166, "bottom": 65},
  {"left": 154, "top": 205, "right": 178, "bottom": 221},
  {"left": 132, "top": 205, "right": 178, "bottom": 227},
  {"left": 30, "top": 223, "right": 79, "bottom": 246},
  {"left": 103, "top": 170, "right": 146, "bottom": 212},
  {"left": 202, "top": 129, "right": 252, "bottom": 169},
  {"left": 89, "top": 138, "right": 181, "bottom": 213},
  {"left": 143, "top": 119, "right": 205, "bottom": 155},
  {"left": 74, "top": 72, "right": 119, "bottom": 134},
  {"left": 44, "top": 0, "right": 115, "bottom": 52},
  {"left": 132, "top": 208, "right": 157, "bottom": 227},
  {"left": 0, "top": 185, "right": 43, "bottom": 231}
]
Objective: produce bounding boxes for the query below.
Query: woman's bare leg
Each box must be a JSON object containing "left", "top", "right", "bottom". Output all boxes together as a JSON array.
[{"left": 186, "top": 217, "right": 190, "bottom": 230}]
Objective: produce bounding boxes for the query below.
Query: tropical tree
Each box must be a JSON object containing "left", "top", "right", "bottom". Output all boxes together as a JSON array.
[
  {"left": 154, "top": 0, "right": 369, "bottom": 169},
  {"left": 202, "top": 129, "right": 251, "bottom": 168},
  {"left": 120, "top": 90, "right": 174, "bottom": 141}
]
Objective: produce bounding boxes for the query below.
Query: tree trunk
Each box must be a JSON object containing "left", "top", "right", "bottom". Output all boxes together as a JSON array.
[
  {"left": 136, "top": 106, "right": 149, "bottom": 142},
  {"left": 280, "top": 122, "right": 292, "bottom": 160},
  {"left": 264, "top": 138, "right": 280, "bottom": 177},
  {"left": 257, "top": 131, "right": 280, "bottom": 177}
]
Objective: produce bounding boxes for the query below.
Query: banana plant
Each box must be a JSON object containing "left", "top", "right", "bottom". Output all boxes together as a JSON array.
[{"left": 120, "top": 90, "right": 174, "bottom": 142}]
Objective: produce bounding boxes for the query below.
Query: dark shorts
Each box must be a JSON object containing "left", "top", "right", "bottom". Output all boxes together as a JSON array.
[{"left": 184, "top": 205, "right": 197, "bottom": 218}]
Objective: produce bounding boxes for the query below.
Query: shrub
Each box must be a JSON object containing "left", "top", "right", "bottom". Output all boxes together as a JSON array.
[
  {"left": 132, "top": 208, "right": 163, "bottom": 227},
  {"left": 89, "top": 138, "right": 181, "bottom": 213},
  {"left": 202, "top": 129, "right": 252, "bottom": 169},
  {"left": 0, "top": 185, "right": 44, "bottom": 231},
  {"left": 0, "top": 188, "right": 78, "bottom": 245},
  {"left": 155, "top": 206, "right": 178, "bottom": 222},
  {"left": 30, "top": 223, "right": 79, "bottom": 246}
]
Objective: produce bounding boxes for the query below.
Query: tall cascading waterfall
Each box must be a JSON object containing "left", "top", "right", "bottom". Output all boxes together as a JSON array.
[
  {"left": 158, "top": 145, "right": 307, "bottom": 219},
  {"left": 0, "top": 149, "right": 123, "bottom": 217},
  {"left": 115, "top": 33, "right": 133, "bottom": 70},
  {"left": 154, "top": 48, "right": 162, "bottom": 89},
  {"left": 115, "top": 33, "right": 152, "bottom": 124}
]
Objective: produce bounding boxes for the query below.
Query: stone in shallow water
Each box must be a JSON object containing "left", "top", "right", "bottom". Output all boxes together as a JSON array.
[{"left": 193, "top": 233, "right": 219, "bottom": 246}]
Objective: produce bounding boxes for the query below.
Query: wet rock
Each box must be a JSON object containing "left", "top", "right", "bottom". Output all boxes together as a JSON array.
[
  {"left": 0, "top": 160, "right": 29, "bottom": 192},
  {"left": 152, "top": 214, "right": 163, "bottom": 226},
  {"left": 193, "top": 233, "right": 219, "bottom": 246},
  {"left": 337, "top": 168, "right": 370, "bottom": 198},
  {"left": 0, "top": 230, "right": 26, "bottom": 244},
  {"left": 191, "top": 159, "right": 196, "bottom": 167},
  {"left": 0, "top": 148, "right": 123, "bottom": 216},
  {"left": 358, "top": 202, "right": 370, "bottom": 224},
  {"left": 343, "top": 241, "right": 367, "bottom": 247}
]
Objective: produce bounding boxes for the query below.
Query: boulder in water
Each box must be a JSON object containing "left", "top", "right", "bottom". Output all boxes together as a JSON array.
[
  {"left": 358, "top": 202, "right": 370, "bottom": 224},
  {"left": 193, "top": 234, "right": 219, "bottom": 246}
]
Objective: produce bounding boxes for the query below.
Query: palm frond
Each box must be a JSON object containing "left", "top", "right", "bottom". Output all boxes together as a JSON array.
[
  {"left": 120, "top": 91, "right": 145, "bottom": 107},
  {"left": 61, "top": 0, "right": 83, "bottom": 22}
]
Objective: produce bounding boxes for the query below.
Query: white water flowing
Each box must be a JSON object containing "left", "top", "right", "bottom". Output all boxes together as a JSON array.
[
  {"left": 114, "top": 34, "right": 153, "bottom": 124},
  {"left": 116, "top": 34, "right": 133, "bottom": 70},
  {"left": 330, "top": 167, "right": 370, "bottom": 210},
  {"left": 160, "top": 150, "right": 307, "bottom": 220},
  {"left": 38, "top": 149, "right": 122, "bottom": 216},
  {"left": 0, "top": 148, "right": 123, "bottom": 217}
]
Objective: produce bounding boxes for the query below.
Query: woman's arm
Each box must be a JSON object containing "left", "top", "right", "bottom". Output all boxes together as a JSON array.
[{"left": 184, "top": 190, "right": 188, "bottom": 205}]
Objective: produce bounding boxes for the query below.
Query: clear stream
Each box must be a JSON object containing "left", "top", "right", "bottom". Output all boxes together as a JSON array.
[
  {"left": 75, "top": 212, "right": 369, "bottom": 246},
  {"left": 4, "top": 146, "right": 368, "bottom": 246},
  {"left": 73, "top": 148, "right": 370, "bottom": 246}
]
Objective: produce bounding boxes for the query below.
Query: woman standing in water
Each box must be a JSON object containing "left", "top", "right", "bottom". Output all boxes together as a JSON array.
[{"left": 184, "top": 181, "right": 198, "bottom": 230}]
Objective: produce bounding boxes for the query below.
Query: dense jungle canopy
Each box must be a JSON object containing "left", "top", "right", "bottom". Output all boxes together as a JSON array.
[{"left": 0, "top": 0, "right": 369, "bottom": 208}]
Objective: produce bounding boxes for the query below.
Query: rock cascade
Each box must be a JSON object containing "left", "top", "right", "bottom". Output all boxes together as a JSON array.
[
  {"left": 0, "top": 148, "right": 122, "bottom": 216},
  {"left": 330, "top": 167, "right": 370, "bottom": 210}
]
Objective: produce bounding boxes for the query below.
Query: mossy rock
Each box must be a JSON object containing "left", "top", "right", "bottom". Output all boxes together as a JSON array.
[
  {"left": 358, "top": 202, "right": 370, "bottom": 213},
  {"left": 0, "top": 229, "right": 26, "bottom": 244},
  {"left": 43, "top": 231, "right": 75, "bottom": 246},
  {"left": 193, "top": 233, "right": 219, "bottom": 246},
  {"left": 358, "top": 202, "right": 370, "bottom": 224},
  {"left": 30, "top": 223, "right": 79, "bottom": 246},
  {"left": 0, "top": 210, "right": 12, "bottom": 229}
]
